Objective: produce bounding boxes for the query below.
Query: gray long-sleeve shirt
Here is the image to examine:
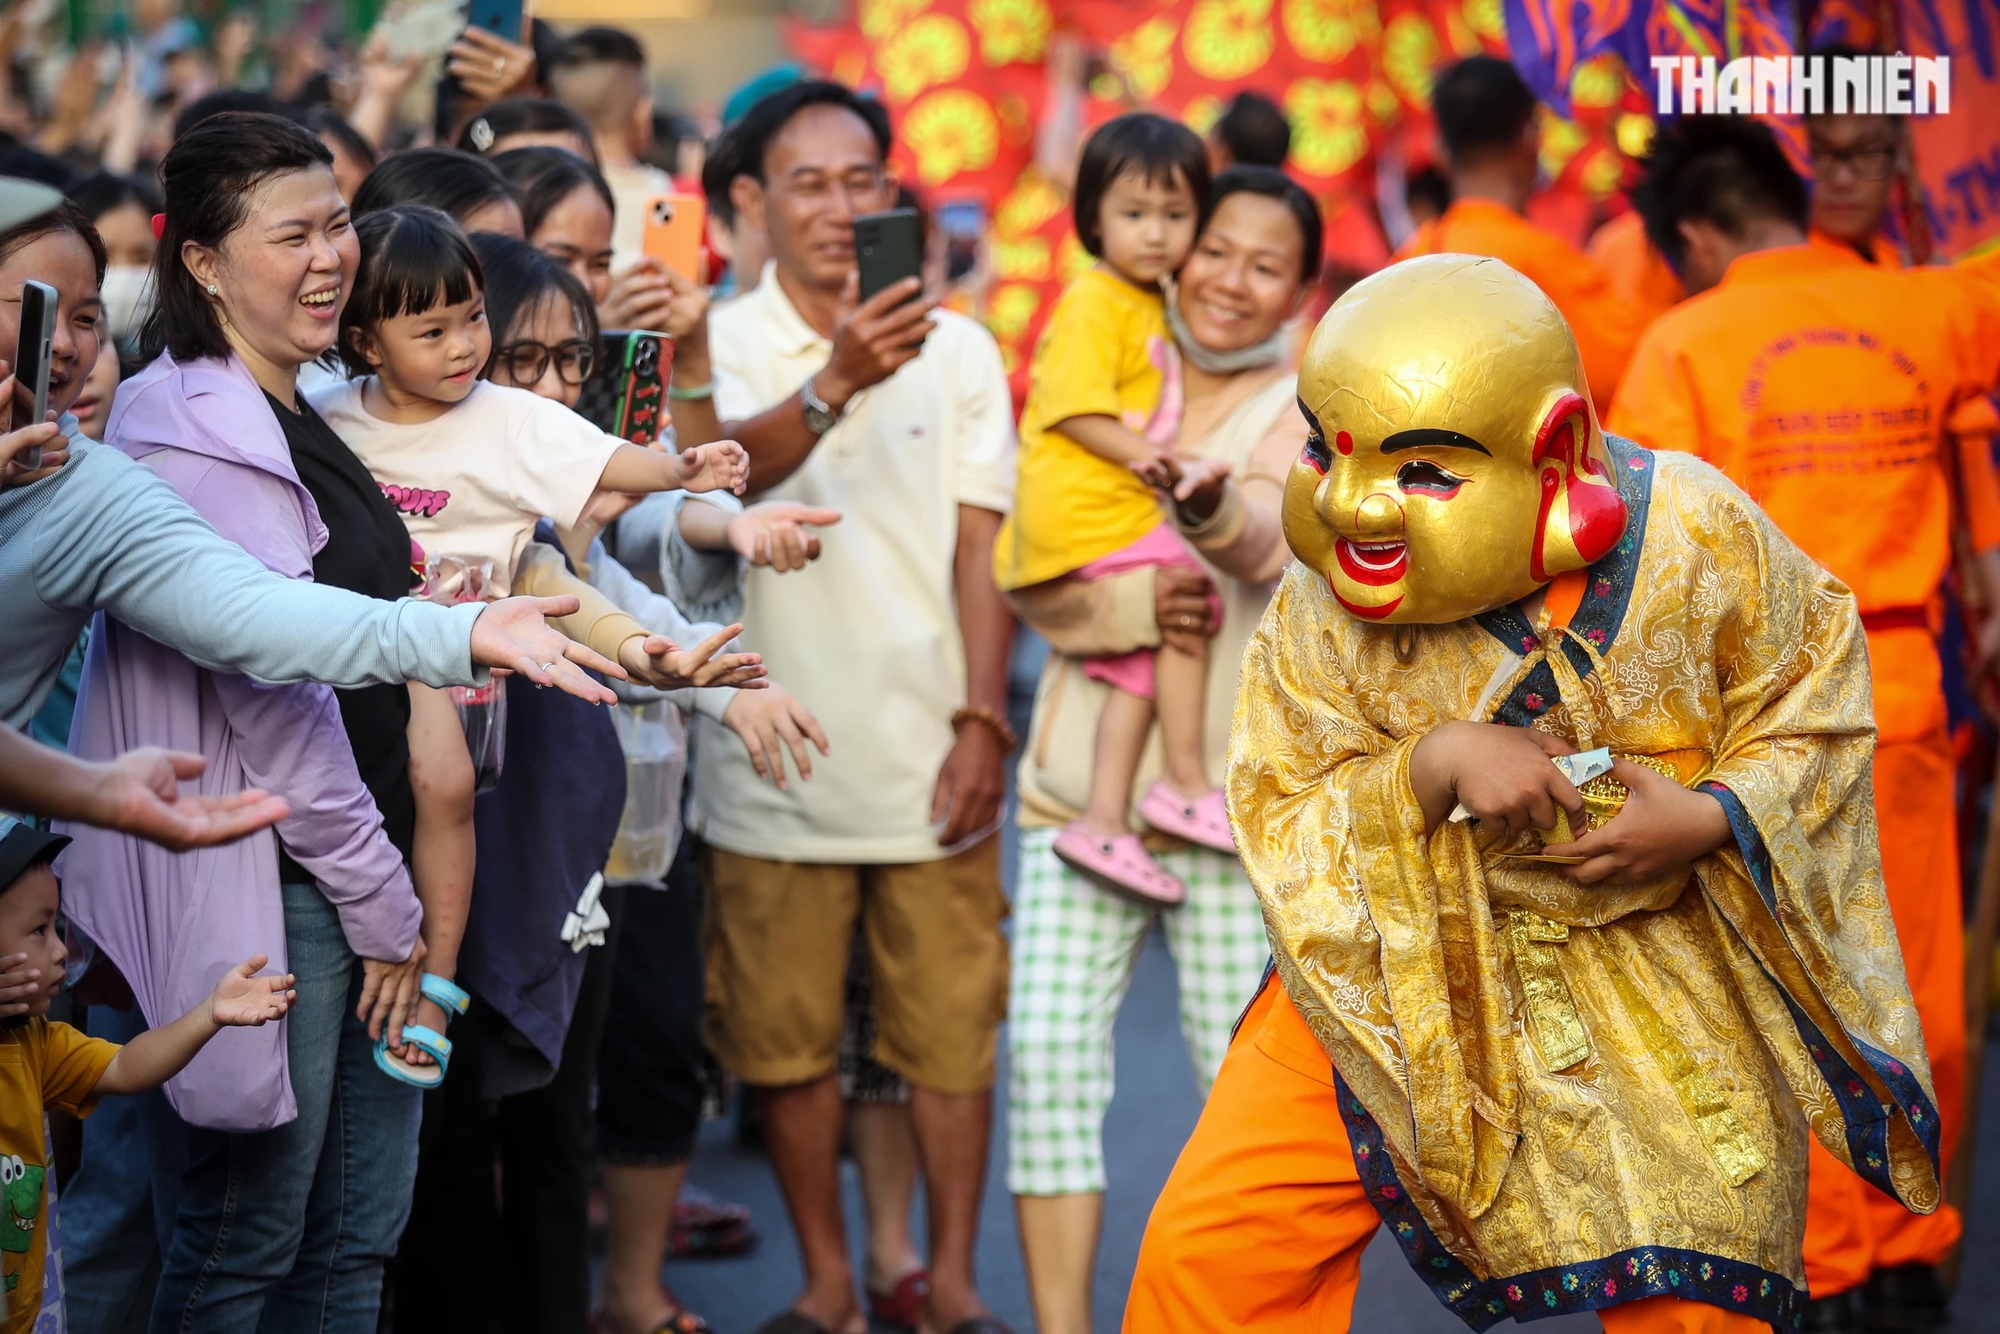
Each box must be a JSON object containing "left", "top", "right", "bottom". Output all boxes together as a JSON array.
[{"left": 1, "top": 438, "right": 484, "bottom": 730}]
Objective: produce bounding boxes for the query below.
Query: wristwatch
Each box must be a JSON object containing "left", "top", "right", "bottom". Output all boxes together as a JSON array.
[{"left": 800, "top": 375, "right": 840, "bottom": 436}]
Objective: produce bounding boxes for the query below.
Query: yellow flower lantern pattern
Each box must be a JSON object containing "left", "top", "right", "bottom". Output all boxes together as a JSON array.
[
  {"left": 903, "top": 87, "right": 1001, "bottom": 185},
  {"left": 1181, "top": 92, "right": 1225, "bottom": 133},
  {"left": 987, "top": 283, "right": 1042, "bottom": 343},
  {"left": 1110, "top": 17, "right": 1179, "bottom": 99},
  {"left": 1284, "top": 78, "right": 1369, "bottom": 176},
  {"left": 1384, "top": 11, "right": 1443, "bottom": 107},
  {"left": 967, "top": 0, "right": 1052, "bottom": 66},
  {"left": 859, "top": 0, "right": 932, "bottom": 41},
  {"left": 1282, "top": 0, "right": 1379, "bottom": 63},
  {"left": 1464, "top": 0, "right": 1505, "bottom": 40},
  {"left": 1184, "top": 0, "right": 1277, "bottom": 79},
  {"left": 993, "top": 235, "right": 1054, "bottom": 281},
  {"left": 995, "top": 170, "right": 1065, "bottom": 239},
  {"left": 877, "top": 14, "right": 973, "bottom": 104}
]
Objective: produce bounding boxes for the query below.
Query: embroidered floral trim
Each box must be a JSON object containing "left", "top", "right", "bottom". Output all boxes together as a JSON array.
[{"left": 1332, "top": 1068, "right": 1805, "bottom": 1331}]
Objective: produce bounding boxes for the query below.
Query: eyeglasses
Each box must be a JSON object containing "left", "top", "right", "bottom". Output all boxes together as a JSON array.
[
  {"left": 1810, "top": 144, "right": 1897, "bottom": 182},
  {"left": 494, "top": 338, "right": 596, "bottom": 386}
]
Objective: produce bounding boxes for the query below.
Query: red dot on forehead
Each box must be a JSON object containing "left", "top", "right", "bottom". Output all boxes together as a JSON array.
[{"left": 1335, "top": 430, "right": 1354, "bottom": 456}]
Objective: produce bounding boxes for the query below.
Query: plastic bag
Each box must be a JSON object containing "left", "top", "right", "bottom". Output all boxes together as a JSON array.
[
  {"left": 423, "top": 554, "right": 508, "bottom": 793},
  {"left": 604, "top": 701, "right": 687, "bottom": 884}
]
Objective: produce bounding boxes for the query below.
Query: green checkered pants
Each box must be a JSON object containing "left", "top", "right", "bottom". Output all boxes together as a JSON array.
[{"left": 1007, "top": 826, "right": 1272, "bottom": 1197}]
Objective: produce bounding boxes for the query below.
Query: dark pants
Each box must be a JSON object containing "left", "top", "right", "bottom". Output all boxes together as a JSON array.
[
  {"left": 594, "top": 838, "right": 707, "bottom": 1164},
  {"left": 389, "top": 885, "right": 624, "bottom": 1334}
]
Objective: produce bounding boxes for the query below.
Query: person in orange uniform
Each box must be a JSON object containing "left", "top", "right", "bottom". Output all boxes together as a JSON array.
[
  {"left": 1394, "top": 55, "right": 1639, "bottom": 404},
  {"left": 1609, "top": 114, "right": 2000, "bottom": 1334},
  {"left": 1806, "top": 44, "right": 1908, "bottom": 268},
  {"left": 1586, "top": 208, "right": 1684, "bottom": 330}
]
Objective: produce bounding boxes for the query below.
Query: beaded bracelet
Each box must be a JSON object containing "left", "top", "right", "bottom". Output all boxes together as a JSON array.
[{"left": 950, "top": 705, "right": 1018, "bottom": 752}]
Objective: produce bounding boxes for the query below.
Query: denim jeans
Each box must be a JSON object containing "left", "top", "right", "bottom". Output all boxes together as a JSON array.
[
  {"left": 148, "top": 884, "right": 421, "bottom": 1334},
  {"left": 61, "top": 1005, "right": 183, "bottom": 1334}
]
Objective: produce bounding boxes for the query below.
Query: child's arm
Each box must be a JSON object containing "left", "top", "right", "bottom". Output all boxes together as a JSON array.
[
  {"left": 598, "top": 440, "right": 748, "bottom": 498},
  {"left": 678, "top": 498, "right": 843, "bottom": 573},
  {"left": 396, "top": 683, "right": 475, "bottom": 1063},
  {"left": 1051, "top": 414, "right": 1160, "bottom": 469},
  {"left": 94, "top": 956, "right": 296, "bottom": 1097}
]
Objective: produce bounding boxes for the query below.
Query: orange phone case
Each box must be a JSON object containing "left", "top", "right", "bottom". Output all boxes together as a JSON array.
[{"left": 641, "top": 193, "right": 707, "bottom": 283}]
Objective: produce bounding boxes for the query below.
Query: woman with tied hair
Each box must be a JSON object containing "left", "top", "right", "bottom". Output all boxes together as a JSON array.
[
  {"left": 58, "top": 111, "right": 612, "bottom": 1333},
  {"left": 1004, "top": 165, "right": 1323, "bottom": 1334}
]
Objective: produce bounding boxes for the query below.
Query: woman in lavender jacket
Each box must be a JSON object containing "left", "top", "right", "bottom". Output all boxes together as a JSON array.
[{"left": 61, "top": 115, "right": 448, "bottom": 1334}]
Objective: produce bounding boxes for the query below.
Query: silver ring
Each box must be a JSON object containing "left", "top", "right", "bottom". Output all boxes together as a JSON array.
[
  {"left": 1182, "top": 615, "right": 1194, "bottom": 628},
  {"left": 541, "top": 661, "right": 558, "bottom": 675},
  {"left": 493, "top": 56, "right": 507, "bottom": 76}
]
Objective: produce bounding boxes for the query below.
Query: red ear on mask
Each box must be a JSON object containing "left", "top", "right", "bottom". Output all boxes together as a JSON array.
[{"left": 1530, "top": 392, "right": 1627, "bottom": 582}]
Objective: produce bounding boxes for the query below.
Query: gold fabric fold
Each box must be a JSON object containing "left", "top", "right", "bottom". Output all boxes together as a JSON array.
[{"left": 1507, "top": 912, "right": 1589, "bottom": 1072}]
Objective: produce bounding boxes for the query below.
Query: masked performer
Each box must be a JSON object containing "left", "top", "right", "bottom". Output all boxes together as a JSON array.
[{"left": 1122, "top": 254, "right": 1941, "bottom": 1334}]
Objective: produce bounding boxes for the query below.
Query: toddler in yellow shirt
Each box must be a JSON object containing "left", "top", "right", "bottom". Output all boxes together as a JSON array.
[
  {"left": 0, "top": 819, "right": 295, "bottom": 1332},
  {"left": 993, "top": 113, "right": 1236, "bottom": 904}
]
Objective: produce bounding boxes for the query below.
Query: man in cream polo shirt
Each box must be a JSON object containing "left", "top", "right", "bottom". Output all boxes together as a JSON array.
[{"left": 688, "top": 81, "right": 1019, "bottom": 1334}]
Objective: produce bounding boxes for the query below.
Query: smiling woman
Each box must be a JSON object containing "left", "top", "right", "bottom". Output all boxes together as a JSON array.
[
  {"left": 63, "top": 110, "right": 435, "bottom": 1333},
  {"left": 1002, "top": 163, "right": 1322, "bottom": 1334},
  {"left": 0, "top": 200, "right": 106, "bottom": 434}
]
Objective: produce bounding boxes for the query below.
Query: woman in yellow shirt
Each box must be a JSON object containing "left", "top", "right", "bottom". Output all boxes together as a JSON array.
[{"left": 994, "top": 113, "right": 1235, "bottom": 903}]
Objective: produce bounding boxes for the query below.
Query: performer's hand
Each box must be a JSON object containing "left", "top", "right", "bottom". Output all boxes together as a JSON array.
[
  {"left": 1409, "top": 722, "right": 1581, "bottom": 835},
  {"left": 1551, "top": 760, "right": 1732, "bottom": 886}
]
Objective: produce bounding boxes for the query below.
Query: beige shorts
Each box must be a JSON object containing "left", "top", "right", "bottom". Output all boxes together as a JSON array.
[{"left": 702, "top": 837, "right": 1010, "bottom": 1094}]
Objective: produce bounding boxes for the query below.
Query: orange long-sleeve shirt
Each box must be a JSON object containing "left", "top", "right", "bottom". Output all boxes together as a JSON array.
[
  {"left": 1396, "top": 197, "right": 1640, "bottom": 404},
  {"left": 1586, "top": 210, "right": 1684, "bottom": 334},
  {"left": 1608, "top": 242, "right": 2000, "bottom": 739}
]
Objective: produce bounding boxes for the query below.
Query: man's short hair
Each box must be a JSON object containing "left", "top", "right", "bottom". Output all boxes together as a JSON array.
[
  {"left": 1634, "top": 114, "right": 1809, "bottom": 271},
  {"left": 547, "top": 27, "right": 650, "bottom": 131},
  {"left": 732, "top": 81, "right": 892, "bottom": 183},
  {"left": 1213, "top": 92, "right": 1291, "bottom": 167},
  {"left": 1431, "top": 56, "right": 1538, "bottom": 162}
]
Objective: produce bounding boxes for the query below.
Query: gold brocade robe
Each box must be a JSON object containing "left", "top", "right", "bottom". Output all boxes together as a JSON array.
[{"left": 1229, "top": 440, "right": 1941, "bottom": 1329}]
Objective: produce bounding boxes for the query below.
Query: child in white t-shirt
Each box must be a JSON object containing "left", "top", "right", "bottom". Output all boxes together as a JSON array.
[{"left": 310, "top": 204, "right": 758, "bottom": 1086}]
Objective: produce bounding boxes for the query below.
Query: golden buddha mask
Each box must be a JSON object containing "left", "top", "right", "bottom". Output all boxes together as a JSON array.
[{"left": 1282, "top": 254, "right": 1628, "bottom": 625}]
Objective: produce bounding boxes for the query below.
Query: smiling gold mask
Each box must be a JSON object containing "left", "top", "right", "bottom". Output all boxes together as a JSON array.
[{"left": 1282, "top": 254, "right": 1628, "bottom": 625}]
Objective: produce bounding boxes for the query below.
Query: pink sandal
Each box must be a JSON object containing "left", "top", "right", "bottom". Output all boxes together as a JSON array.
[
  {"left": 1054, "top": 821, "right": 1187, "bottom": 905},
  {"left": 1139, "top": 781, "right": 1238, "bottom": 854}
]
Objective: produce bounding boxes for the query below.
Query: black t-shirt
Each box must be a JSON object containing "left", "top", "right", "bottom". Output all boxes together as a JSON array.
[{"left": 266, "top": 391, "right": 417, "bottom": 882}]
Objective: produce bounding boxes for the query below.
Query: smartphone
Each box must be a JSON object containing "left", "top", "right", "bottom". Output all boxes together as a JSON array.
[
  {"left": 855, "top": 208, "right": 923, "bottom": 304},
  {"left": 464, "top": 0, "right": 523, "bottom": 39},
  {"left": 937, "top": 198, "right": 984, "bottom": 284},
  {"left": 641, "top": 194, "right": 707, "bottom": 284},
  {"left": 608, "top": 330, "right": 674, "bottom": 447},
  {"left": 14, "top": 281, "right": 55, "bottom": 469}
]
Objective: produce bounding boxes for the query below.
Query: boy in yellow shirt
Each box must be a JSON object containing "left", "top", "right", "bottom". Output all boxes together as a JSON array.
[
  {"left": 0, "top": 819, "right": 295, "bottom": 1332},
  {"left": 993, "top": 112, "right": 1233, "bottom": 904}
]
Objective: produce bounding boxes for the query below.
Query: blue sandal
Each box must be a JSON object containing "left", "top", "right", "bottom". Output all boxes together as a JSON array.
[{"left": 373, "top": 974, "right": 470, "bottom": 1089}]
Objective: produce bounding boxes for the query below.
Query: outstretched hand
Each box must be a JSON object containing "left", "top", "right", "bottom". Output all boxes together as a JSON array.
[
  {"left": 470, "top": 595, "right": 624, "bottom": 703},
  {"left": 90, "top": 748, "right": 292, "bottom": 851},
  {"left": 727, "top": 502, "right": 842, "bottom": 571},
  {"left": 620, "top": 624, "right": 769, "bottom": 692},
  {"left": 721, "top": 683, "right": 830, "bottom": 790},
  {"left": 210, "top": 955, "right": 298, "bottom": 1027},
  {"left": 675, "top": 440, "right": 749, "bottom": 496}
]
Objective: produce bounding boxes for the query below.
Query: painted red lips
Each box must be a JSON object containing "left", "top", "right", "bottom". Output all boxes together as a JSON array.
[{"left": 1335, "top": 537, "right": 1408, "bottom": 587}]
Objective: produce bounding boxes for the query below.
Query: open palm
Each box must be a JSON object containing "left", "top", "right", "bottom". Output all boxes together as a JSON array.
[{"left": 209, "top": 956, "right": 298, "bottom": 1028}]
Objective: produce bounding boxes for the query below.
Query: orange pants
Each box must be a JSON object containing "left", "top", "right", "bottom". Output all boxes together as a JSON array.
[
  {"left": 1802, "top": 733, "right": 1965, "bottom": 1296},
  {"left": 1125, "top": 978, "right": 1775, "bottom": 1334}
]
